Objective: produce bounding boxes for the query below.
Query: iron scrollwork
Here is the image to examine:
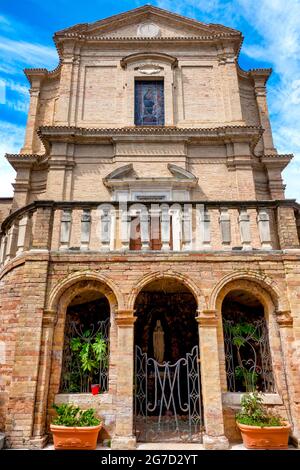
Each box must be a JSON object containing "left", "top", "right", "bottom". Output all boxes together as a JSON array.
[
  {"left": 135, "top": 345, "right": 203, "bottom": 442},
  {"left": 223, "top": 318, "right": 275, "bottom": 393},
  {"left": 60, "top": 318, "right": 110, "bottom": 393}
]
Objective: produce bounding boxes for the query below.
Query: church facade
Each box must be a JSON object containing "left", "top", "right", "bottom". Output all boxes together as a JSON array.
[{"left": 0, "top": 5, "right": 300, "bottom": 449}]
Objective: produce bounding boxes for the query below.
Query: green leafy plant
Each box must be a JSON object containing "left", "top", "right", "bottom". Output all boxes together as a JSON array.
[
  {"left": 70, "top": 330, "right": 107, "bottom": 388},
  {"left": 236, "top": 392, "right": 285, "bottom": 427},
  {"left": 226, "top": 322, "right": 260, "bottom": 392},
  {"left": 52, "top": 403, "right": 101, "bottom": 427}
]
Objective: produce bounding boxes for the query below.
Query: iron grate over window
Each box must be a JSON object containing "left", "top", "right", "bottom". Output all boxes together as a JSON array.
[
  {"left": 60, "top": 317, "right": 110, "bottom": 394},
  {"left": 223, "top": 318, "right": 275, "bottom": 393}
]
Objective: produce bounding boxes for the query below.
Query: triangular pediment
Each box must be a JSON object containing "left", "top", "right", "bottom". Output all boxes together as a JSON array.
[{"left": 56, "top": 5, "right": 239, "bottom": 39}]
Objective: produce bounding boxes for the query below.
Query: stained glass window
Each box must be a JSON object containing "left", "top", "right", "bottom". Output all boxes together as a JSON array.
[{"left": 135, "top": 80, "right": 164, "bottom": 126}]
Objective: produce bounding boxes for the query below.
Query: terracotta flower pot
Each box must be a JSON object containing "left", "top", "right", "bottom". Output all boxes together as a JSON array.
[
  {"left": 236, "top": 421, "right": 291, "bottom": 449},
  {"left": 50, "top": 423, "right": 102, "bottom": 450}
]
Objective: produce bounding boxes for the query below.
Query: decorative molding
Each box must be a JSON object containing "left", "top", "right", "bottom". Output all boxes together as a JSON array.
[
  {"left": 42, "top": 309, "right": 57, "bottom": 327},
  {"left": 121, "top": 52, "right": 177, "bottom": 69},
  {"left": 134, "top": 63, "right": 164, "bottom": 75},
  {"left": 276, "top": 310, "right": 293, "bottom": 327},
  {"left": 196, "top": 309, "right": 218, "bottom": 327},
  {"left": 115, "top": 309, "right": 136, "bottom": 327}
]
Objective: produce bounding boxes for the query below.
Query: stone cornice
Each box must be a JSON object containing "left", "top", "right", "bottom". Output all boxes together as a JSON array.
[
  {"left": 5, "top": 153, "right": 48, "bottom": 171},
  {"left": 37, "top": 125, "right": 263, "bottom": 151},
  {"left": 39, "top": 124, "right": 262, "bottom": 134},
  {"left": 55, "top": 32, "right": 241, "bottom": 42},
  {"left": 24, "top": 66, "right": 61, "bottom": 85},
  {"left": 261, "top": 154, "right": 293, "bottom": 171},
  {"left": 237, "top": 65, "right": 272, "bottom": 83}
]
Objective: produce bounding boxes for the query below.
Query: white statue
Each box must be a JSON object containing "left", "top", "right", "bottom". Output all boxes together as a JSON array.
[{"left": 153, "top": 320, "right": 165, "bottom": 363}]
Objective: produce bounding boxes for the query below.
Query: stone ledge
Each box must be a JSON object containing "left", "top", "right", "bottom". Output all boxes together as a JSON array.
[
  {"left": 111, "top": 436, "right": 136, "bottom": 450},
  {"left": 203, "top": 434, "right": 229, "bottom": 450},
  {"left": 54, "top": 392, "right": 113, "bottom": 405},
  {"left": 222, "top": 392, "right": 283, "bottom": 406},
  {"left": 0, "top": 433, "right": 5, "bottom": 450}
]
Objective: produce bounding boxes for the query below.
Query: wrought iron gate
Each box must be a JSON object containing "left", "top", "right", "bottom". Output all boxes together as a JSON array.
[{"left": 134, "top": 345, "right": 203, "bottom": 442}]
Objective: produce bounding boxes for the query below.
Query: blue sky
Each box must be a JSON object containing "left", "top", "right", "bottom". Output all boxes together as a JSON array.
[{"left": 0, "top": 0, "right": 299, "bottom": 200}]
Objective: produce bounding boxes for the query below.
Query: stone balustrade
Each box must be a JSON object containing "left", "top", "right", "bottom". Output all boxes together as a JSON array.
[{"left": 0, "top": 200, "right": 299, "bottom": 267}]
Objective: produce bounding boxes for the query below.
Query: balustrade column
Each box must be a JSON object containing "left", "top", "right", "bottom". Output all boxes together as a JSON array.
[
  {"left": 182, "top": 205, "right": 192, "bottom": 251},
  {"left": 257, "top": 208, "right": 272, "bottom": 249},
  {"left": 100, "top": 208, "right": 111, "bottom": 252},
  {"left": 171, "top": 206, "right": 182, "bottom": 251},
  {"left": 219, "top": 207, "right": 231, "bottom": 246},
  {"left": 197, "top": 205, "right": 211, "bottom": 250},
  {"left": 196, "top": 310, "right": 229, "bottom": 449},
  {"left": 16, "top": 214, "right": 31, "bottom": 255},
  {"left": 239, "top": 208, "right": 252, "bottom": 250},
  {"left": 111, "top": 310, "right": 136, "bottom": 449},
  {"left": 161, "top": 205, "right": 171, "bottom": 251},
  {"left": 0, "top": 235, "right": 7, "bottom": 266},
  {"left": 120, "top": 210, "right": 130, "bottom": 250},
  {"left": 140, "top": 210, "right": 150, "bottom": 250},
  {"left": 5, "top": 223, "right": 18, "bottom": 263},
  {"left": 59, "top": 209, "right": 72, "bottom": 250},
  {"left": 80, "top": 209, "right": 91, "bottom": 251}
]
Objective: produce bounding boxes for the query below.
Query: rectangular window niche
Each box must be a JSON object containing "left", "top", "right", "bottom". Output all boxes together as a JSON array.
[{"left": 134, "top": 80, "right": 164, "bottom": 126}]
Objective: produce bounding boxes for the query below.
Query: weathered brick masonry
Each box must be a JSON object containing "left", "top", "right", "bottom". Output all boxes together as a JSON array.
[{"left": 0, "top": 5, "right": 300, "bottom": 449}]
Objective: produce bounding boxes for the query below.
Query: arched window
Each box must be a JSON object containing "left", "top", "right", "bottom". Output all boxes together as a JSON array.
[
  {"left": 59, "top": 292, "right": 110, "bottom": 393},
  {"left": 222, "top": 290, "right": 275, "bottom": 393}
]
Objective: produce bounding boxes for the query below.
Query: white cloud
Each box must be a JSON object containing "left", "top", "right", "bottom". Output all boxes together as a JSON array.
[
  {"left": 0, "top": 121, "right": 24, "bottom": 197},
  {"left": 0, "top": 35, "right": 58, "bottom": 71},
  {"left": 0, "top": 14, "right": 58, "bottom": 197},
  {"left": 155, "top": 0, "right": 300, "bottom": 201}
]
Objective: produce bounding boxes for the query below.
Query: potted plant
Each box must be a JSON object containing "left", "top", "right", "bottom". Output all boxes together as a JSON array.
[
  {"left": 236, "top": 392, "right": 291, "bottom": 449},
  {"left": 50, "top": 403, "right": 102, "bottom": 450}
]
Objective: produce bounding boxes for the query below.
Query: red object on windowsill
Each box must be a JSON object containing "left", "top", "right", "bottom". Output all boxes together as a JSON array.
[{"left": 91, "top": 384, "right": 100, "bottom": 395}]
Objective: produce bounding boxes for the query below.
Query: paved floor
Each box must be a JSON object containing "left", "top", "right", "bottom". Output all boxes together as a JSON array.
[{"left": 40, "top": 442, "right": 297, "bottom": 451}]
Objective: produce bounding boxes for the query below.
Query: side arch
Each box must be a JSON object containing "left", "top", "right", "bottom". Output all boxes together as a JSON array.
[
  {"left": 47, "top": 270, "right": 125, "bottom": 312},
  {"left": 208, "top": 271, "right": 289, "bottom": 313},
  {"left": 127, "top": 270, "right": 205, "bottom": 311}
]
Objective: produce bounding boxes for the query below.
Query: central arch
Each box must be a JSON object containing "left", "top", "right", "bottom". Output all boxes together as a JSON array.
[{"left": 132, "top": 275, "right": 203, "bottom": 443}]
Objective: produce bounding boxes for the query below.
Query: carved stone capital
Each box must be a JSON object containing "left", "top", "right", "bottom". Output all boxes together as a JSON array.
[
  {"left": 276, "top": 310, "right": 293, "bottom": 327},
  {"left": 115, "top": 309, "right": 136, "bottom": 327},
  {"left": 196, "top": 309, "right": 218, "bottom": 327},
  {"left": 42, "top": 309, "right": 57, "bottom": 327}
]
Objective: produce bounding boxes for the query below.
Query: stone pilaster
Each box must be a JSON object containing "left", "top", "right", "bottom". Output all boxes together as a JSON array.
[
  {"left": 31, "top": 204, "right": 54, "bottom": 251},
  {"left": 196, "top": 310, "right": 229, "bottom": 449},
  {"left": 250, "top": 70, "right": 277, "bottom": 154},
  {"left": 54, "top": 40, "right": 75, "bottom": 125},
  {"left": 31, "top": 309, "right": 57, "bottom": 447},
  {"left": 111, "top": 310, "right": 136, "bottom": 450},
  {"left": 21, "top": 73, "right": 45, "bottom": 154},
  {"left": 277, "top": 206, "right": 299, "bottom": 249},
  {"left": 5, "top": 259, "right": 50, "bottom": 448},
  {"left": 276, "top": 311, "right": 300, "bottom": 446}
]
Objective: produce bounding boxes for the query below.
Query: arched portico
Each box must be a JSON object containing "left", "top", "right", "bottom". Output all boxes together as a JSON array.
[
  {"left": 31, "top": 272, "right": 121, "bottom": 444},
  {"left": 209, "top": 273, "right": 299, "bottom": 443}
]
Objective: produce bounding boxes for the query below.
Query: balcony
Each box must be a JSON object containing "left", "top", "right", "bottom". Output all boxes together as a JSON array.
[{"left": 0, "top": 200, "right": 299, "bottom": 267}]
